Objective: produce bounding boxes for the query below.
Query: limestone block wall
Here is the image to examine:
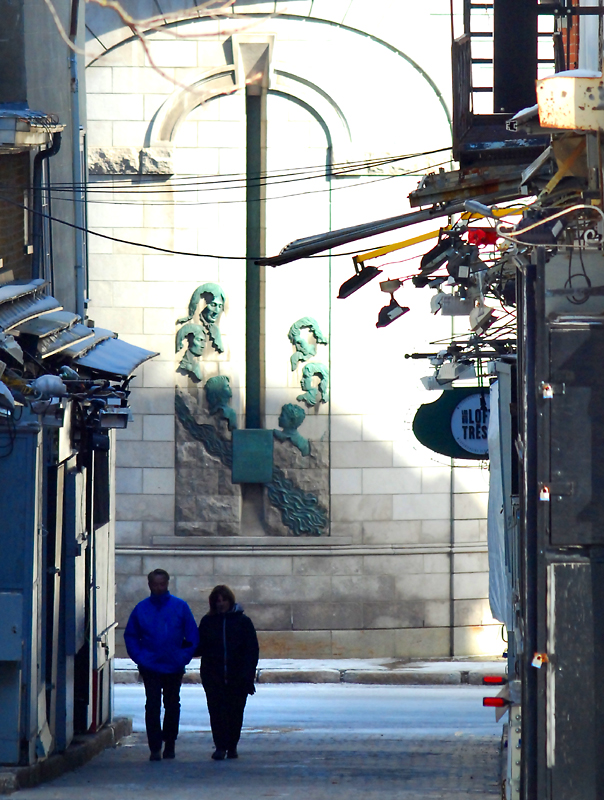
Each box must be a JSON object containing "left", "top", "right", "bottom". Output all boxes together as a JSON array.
[{"left": 85, "top": 2, "right": 501, "bottom": 659}]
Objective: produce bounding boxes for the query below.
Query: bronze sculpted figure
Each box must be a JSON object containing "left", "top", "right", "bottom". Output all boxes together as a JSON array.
[
  {"left": 274, "top": 403, "right": 310, "bottom": 456},
  {"left": 288, "top": 317, "right": 328, "bottom": 371},
  {"left": 297, "top": 362, "right": 329, "bottom": 407},
  {"left": 204, "top": 375, "right": 237, "bottom": 431},
  {"left": 175, "top": 283, "right": 226, "bottom": 381}
]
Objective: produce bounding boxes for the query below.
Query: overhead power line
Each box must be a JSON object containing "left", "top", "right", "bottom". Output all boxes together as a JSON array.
[
  {"left": 0, "top": 192, "right": 413, "bottom": 261},
  {"left": 36, "top": 146, "right": 453, "bottom": 193},
  {"left": 42, "top": 163, "right": 452, "bottom": 207}
]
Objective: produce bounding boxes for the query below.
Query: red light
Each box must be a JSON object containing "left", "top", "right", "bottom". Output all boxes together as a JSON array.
[
  {"left": 483, "top": 697, "right": 509, "bottom": 707},
  {"left": 483, "top": 676, "right": 506, "bottom": 685},
  {"left": 467, "top": 228, "right": 499, "bottom": 246}
]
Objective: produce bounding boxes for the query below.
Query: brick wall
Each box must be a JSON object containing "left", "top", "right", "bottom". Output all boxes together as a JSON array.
[
  {"left": 561, "top": 1, "right": 581, "bottom": 71},
  {"left": 0, "top": 153, "right": 30, "bottom": 284}
]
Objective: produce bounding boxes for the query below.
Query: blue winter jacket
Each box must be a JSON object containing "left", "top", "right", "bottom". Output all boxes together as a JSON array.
[{"left": 124, "top": 592, "right": 199, "bottom": 674}]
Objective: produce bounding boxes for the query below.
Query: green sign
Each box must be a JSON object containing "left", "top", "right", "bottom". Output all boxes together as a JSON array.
[
  {"left": 232, "top": 429, "right": 274, "bottom": 483},
  {"left": 413, "top": 387, "right": 490, "bottom": 460}
]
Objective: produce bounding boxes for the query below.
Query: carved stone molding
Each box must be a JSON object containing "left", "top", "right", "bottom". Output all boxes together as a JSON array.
[{"left": 88, "top": 146, "right": 174, "bottom": 175}]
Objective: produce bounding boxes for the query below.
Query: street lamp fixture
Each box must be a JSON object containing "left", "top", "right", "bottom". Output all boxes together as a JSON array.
[{"left": 337, "top": 256, "right": 382, "bottom": 299}]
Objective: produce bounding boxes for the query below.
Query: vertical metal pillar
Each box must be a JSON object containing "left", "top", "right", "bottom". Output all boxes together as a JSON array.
[
  {"left": 519, "top": 254, "right": 539, "bottom": 799},
  {"left": 245, "top": 87, "right": 266, "bottom": 430},
  {"left": 44, "top": 462, "right": 64, "bottom": 744}
]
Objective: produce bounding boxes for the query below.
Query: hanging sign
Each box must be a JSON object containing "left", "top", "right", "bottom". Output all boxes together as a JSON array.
[
  {"left": 413, "top": 387, "right": 490, "bottom": 460},
  {"left": 450, "top": 392, "right": 490, "bottom": 455}
]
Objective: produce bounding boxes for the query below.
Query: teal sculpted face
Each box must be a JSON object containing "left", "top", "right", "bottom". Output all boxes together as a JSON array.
[
  {"left": 202, "top": 295, "right": 225, "bottom": 325},
  {"left": 204, "top": 375, "right": 237, "bottom": 431},
  {"left": 176, "top": 284, "right": 227, "bottom": 383},
  {"left": 187, "top": 329, "right": 205, "bottom": 357},
  {"left": 274, "top": 403, "right": 309, "bottom": 457},
  {"left": 278, "top": 403, "right": 305, "bottom": 432},
  {"left": 297, "top": 363, "right": 329, "bottom": 406},
  {"left": 288, "top": 317, "right": 328, "bottom": 371},
  {"left": 205, "top": 375, "right": 232, "bottom": 411}
]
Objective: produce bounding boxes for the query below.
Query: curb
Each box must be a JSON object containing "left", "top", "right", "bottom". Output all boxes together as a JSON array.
[
  {"left": 0, "top": 717, "right": 132, "bottom": 795},
  {"left": 115, "top": 668, "right": 506, "bottom": 686},
  {"left": 258, "top": 669, "right": 341, "bottom": 684},
  {"left": 340, "top": 670, "right": 462, "bottom": 685}
]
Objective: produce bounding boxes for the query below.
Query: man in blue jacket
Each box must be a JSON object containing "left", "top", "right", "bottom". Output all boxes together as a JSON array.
[{"left": 124, "top": 568, "right": 199, "bottom": 761}]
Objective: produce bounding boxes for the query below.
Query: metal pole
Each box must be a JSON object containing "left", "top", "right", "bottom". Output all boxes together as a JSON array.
[
  {"left": 520, "top": 249, "right": 541, "bottom": 799},
  {"left": 245, "top": 88, "right": 266, "bottom": 429},
  {"left": 69, "top": 0, "right": 85, "bottom": 320}
]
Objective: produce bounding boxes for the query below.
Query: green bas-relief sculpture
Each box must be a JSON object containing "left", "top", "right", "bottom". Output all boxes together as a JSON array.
[
  {"left": 274, "top": 403, "right": 310, "bottom": 456},
  {"left": 175, "top": 393, "right": 327, "bottom": 536},
  {"left": 175, "top": 392, "right": 233, "bottom": 467},
  {"left": 297, "top": 362, "right": 330, "bottom": 407},
  {"left": 175, "top": 323, "right": 205, "bottom": 381},
  {"left": 288, "top": 317, "right": 328, "bottom": 371},
  {"left": 204, "top": 375, "right": 237, "bottom": 431},
  {"left": 266, "top": 470, "right": 327, "bottom": 536},
  {"left": 175, "top": 283, "right": 226, "bottom": 381}
]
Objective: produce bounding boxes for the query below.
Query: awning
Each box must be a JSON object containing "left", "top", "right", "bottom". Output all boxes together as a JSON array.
[
  {"left": 0, "top": 294, "right": 61, "bottom": 332},
  {"left": 37, "top": 324, "right": 94, "bottom": 359},
  {"left": 0, "top": 105, "right": 65, "bottom": 152},
  {"left": 73, "top": 336, "right": 157, "bottom": 378},
  {"left": 16, "top": 311, "right": 94, "bottom": 358},
  {"left": 0, "top": 280, "right": 158, "bottom": 381},
  {"left": 59, "top": 327, "right": 116, "bottom": 359}
]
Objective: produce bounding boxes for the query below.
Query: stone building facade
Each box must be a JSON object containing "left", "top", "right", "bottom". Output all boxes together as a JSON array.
[{"left": 84, "top": 1, "right": 500, "bottom": 659}]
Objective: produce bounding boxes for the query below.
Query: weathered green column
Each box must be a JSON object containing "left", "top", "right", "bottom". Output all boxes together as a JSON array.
[{"left": 245, "top": 84, "right": 266, "bottom": 429}]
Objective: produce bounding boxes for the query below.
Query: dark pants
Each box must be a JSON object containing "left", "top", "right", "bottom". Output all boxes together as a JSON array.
[
  {"left": 139, "top": 667, "right": 184, "bottom": 753},
  {"left": 203, "top": 678, "right": 248, "bottom": 752}
]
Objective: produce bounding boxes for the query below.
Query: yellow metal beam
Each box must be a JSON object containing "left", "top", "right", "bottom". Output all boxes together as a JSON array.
[
  {"left": 354, "top": 230, "right": 440, "bottom": 266},
  {"left": 354, "top": 208, "right": 524, "bottom": 266},
  {"left": 461, "top": 207, "right": 524, "bottom": 220}
]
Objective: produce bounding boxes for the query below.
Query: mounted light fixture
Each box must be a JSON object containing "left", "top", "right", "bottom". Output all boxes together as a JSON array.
[
  {"left": 376, "top": 296, "right": 410, "bottom": 328},
  {"left": 337, "top": 256, "right": 382, "bottom": 299},
  {"left": 376, "top": 278, "right": 409, "bottom": 328},
  {"left": 464, "top": 199, "right": 498, "bottom": 219},
  {"left": 470, "top": 302, "right": 496, "bottom": 333}
]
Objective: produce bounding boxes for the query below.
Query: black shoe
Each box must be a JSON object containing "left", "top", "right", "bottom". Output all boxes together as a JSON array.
[
  {"left": 227, "top": 749, "right": 238, "bottom": 759},
  {"left": 149, "top": 751, "right": 162, "bottom": 762},
  {"left": 163, "top": 744, "right": 175, "bottom": 759},
  {"left": 211, "top": 749, "right": 226, "bottom": 760}
]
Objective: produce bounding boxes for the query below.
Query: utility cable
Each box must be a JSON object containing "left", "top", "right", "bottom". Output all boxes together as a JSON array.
[
  {"left": 42, "top": 146, "right": 453, "bottom": 192},
  {"left": 0, "top": 192, "right": 405, "bottom": 260},
  {"left": 41, "top": 164, "right": 452, "bottom": 207}
]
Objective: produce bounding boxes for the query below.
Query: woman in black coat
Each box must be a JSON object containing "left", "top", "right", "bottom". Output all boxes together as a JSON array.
[{"left": 196, "top": 585, "right": 259, "bottom": 760}]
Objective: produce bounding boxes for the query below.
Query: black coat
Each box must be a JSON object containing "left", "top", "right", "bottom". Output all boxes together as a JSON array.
[{"left": 196, "top": 604, "right": 259, "bottom": 694}]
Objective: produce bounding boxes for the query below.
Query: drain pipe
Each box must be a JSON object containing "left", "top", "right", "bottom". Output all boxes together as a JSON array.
[
  {"left": 69, "top": 0, "right": 85, "bottom": 320},
  {"left": 32, "top": 132, "right": 62, "bottom": 282}
]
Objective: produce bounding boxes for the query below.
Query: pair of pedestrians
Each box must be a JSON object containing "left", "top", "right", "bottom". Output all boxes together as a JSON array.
[{"left": 124, "top": 570, "right": 259, "bottom": 761}]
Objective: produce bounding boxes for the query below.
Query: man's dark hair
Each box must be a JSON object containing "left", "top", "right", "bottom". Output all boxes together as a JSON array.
[
  {"left": 148, "top": 568, "right": 170, "bottom": 582},
  {"left": 209, "top": 584, "right": 235, "bottom": 612}
]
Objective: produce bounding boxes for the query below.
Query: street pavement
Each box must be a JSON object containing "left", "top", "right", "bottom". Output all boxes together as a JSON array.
[{"left": 14, "top": 684, "right": 503, "bottom": 799}]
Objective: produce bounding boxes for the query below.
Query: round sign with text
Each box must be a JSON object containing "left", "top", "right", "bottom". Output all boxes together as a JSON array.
[{"left": 450, "top": 393, "right": 490, "bottom": 456}]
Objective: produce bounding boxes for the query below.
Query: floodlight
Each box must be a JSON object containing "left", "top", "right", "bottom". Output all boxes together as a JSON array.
[
  {"left": 464, "top": 200, "right": 498, "bottom": 219},
  {"left": 376, "top": 297, "right": 409, "bottom": 328},
  {"left": 470, "top": 303, "right": 496, "bottom": 333},
  {"left": 438, "top": 361, "right": 476, "bottom": 382},
  {"left": 379, "top": 278, "right": 402, "bottom": 294},
  {"left": 338, "top": 264, "right": 382, "bottom": 299}
]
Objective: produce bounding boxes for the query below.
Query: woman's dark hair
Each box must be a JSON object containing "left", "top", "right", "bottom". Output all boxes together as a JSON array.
[{"left": 209, "top": 584, "right": 236, "bottom": 612}]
